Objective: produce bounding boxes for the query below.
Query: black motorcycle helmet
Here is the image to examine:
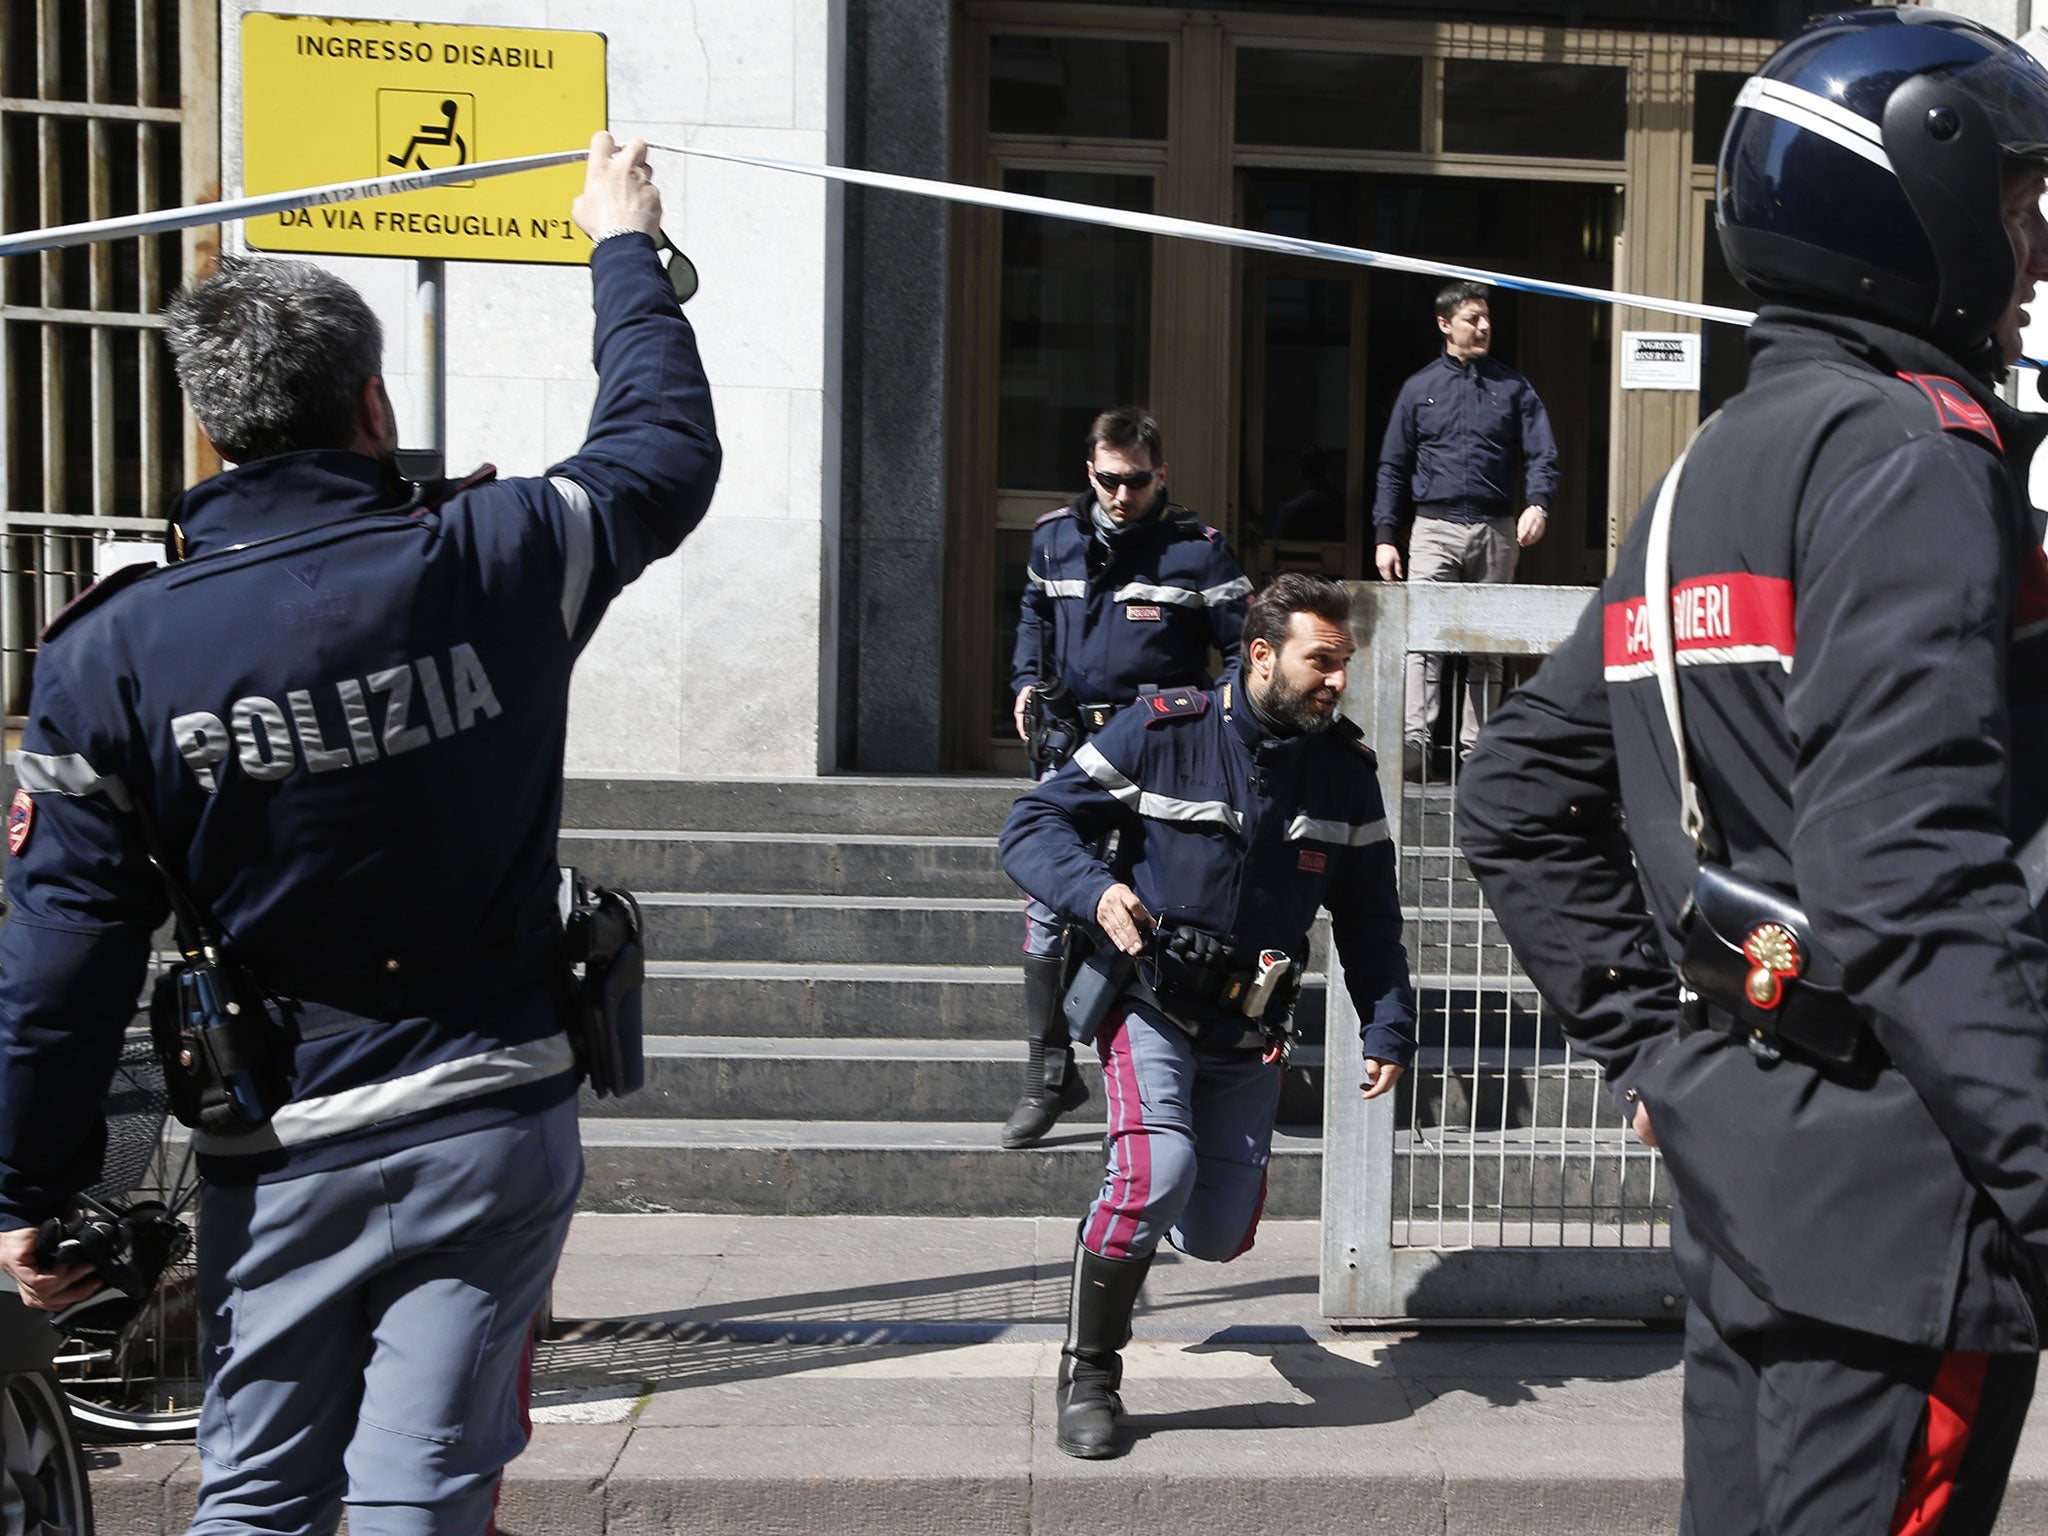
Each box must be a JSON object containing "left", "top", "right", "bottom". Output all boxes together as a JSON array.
[{"left": 1718, "top": 8, "right": 2048, "bottom": 374}]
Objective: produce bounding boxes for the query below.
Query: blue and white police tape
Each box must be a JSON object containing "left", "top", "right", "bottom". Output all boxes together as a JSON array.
[
  {"left": 0, "top": 141, "right": 1754, "bottom": 330},
  {"left": 10, "top": 138, "right": 2045, "bottom": 369}
]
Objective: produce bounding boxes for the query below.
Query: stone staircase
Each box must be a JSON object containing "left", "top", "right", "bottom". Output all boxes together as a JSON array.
[{"left": 560, "top": 775, "right": 1661, "bottom": 1229}]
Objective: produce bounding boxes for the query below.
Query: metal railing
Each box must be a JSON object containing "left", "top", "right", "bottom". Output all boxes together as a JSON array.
[{"left": 1320, "top": 581, "right": 1682, "bottom": 1322}]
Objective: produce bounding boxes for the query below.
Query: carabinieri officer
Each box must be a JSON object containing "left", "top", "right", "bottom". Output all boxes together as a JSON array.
[{"left": 1002, "top": 572, "right": 1415, "bottom": 1460}]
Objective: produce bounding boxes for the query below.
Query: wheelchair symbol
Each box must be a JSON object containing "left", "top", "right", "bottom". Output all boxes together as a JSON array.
[{"left": 388, "top": 98, "right": 467, "bottom": 171}]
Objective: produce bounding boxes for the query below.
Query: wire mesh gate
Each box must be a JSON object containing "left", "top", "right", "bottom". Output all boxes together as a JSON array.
[{"left": 1320, "top": 580, "right": 1682, "bottom": 1322}]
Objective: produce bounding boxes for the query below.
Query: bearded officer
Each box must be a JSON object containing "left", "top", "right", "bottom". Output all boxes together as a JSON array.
[
  {"left": 1459, "top": 12, "right": 2048, "bottom": 1530},
  {"left": 0, "top": 133, "right": 719, "bottom": 1533},
  {"left": 1002, "top": 571, "right": 1415, "bottom": 1459}
]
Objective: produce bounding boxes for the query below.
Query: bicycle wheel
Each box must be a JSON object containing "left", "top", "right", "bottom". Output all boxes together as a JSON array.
[
  {"left": 0, "top": 1368, "right": 95, "bottom": 1534},
  {"left": 50, "top": 1031, "right": 204, "bottom": 1442}
]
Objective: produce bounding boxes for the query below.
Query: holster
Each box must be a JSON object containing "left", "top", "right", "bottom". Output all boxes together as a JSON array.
[
  {"left": 147, "top": 953, "right": 293, "bottom": 1137},
  {"left": 562, "top": 879, "right": 646, "bottom": 1097},
  {"left": 1677, "top": 863, "right": 1881, "bottom": 1077},
  {"left": 1063, "top": 935, "right": 1134, "bottom": 1046},
  {"left": 1025, "top": 678, "right": 1086, "bottom": 773}
]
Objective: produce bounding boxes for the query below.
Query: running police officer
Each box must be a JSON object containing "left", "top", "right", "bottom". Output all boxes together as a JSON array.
[
  {"left": 0, "top": 134, "right": 719, "bottom": 1533},
  {"left": 1003, "top": 407, "right": 1251, "bottom": 1150},
  {"left": 1003, "top": 573, "right": 1415, "bottom": 1459},
  {"left": 1459, "top": 13, "right": 2048, "bottom": 1530}
]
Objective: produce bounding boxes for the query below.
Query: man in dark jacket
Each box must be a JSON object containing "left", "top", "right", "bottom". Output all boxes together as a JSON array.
[
  {"left": 1374, "top": 282, "right": 1558, "bottom": 773},
  {"left": 1458, "top": 13, "right": 2048, "bottom": 1531},
  {"left": 1003, "top": 572, "right": 1415, "bottom": 1461},
  {"left": 1001, "top": 407, "right": 1249, "bottom": 1149},
  {"left": 0, "top": 133, "right": 719, "bottom": 1533}
]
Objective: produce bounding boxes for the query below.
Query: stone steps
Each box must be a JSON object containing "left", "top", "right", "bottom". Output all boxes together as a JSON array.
[
  {"left": 577, "top": 1120, "right": 1665, "bottom": 1221},
  {"left": 551, "top": 772, "right": 1591, "bottom": 1231},
  {"left": 582, "top": 1038, "right": 1616, "bottom": 1130}
]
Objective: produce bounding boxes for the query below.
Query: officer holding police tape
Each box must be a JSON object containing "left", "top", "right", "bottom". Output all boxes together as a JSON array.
[
  {"left": 0, "top": 133, "right": 719, "bottom": 1534},
  {"left": 1002, "top": 572, "right": 1415, "bottom": 1459},
  {"left": 1003, "top": 407, "right": 1250, "bottom": 1150}
]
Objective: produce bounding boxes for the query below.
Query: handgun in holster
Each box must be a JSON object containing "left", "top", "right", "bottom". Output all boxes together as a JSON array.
[
  {"left": 561, "top": 873, "right": 646, "bottom": 1097},
  {"left": 1023, "top": 625, "right": 1085, "bottom": 773}
]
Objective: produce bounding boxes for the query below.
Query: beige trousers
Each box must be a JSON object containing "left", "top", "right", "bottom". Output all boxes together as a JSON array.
[{"left": 1403, "top": 513, "right": 1520, "bottom": 753}]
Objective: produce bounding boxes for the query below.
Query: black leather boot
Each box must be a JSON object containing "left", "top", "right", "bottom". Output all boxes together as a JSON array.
[
  {"left": 1055, "top": 1240, "right": 1152, "bottom": 1459},
  {"left": 1001, "top": 953, "right": 1088, "bottom": 1149}
]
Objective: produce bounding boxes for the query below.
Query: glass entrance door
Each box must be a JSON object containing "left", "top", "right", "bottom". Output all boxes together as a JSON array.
[{"left": 988, "top": 167, "right": 1154, "bottom": 756}]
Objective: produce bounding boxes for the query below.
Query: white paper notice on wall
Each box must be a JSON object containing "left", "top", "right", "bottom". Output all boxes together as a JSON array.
[{"left": 1619, "top": 332, "right": 1701, "bottom": 391}]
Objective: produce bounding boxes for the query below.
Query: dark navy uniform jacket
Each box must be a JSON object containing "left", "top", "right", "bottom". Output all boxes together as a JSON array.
[
  {"left": 1008, "top": 492, "right": 1249, "bottom": 706},
  {"left": 0, "top": 232, "right": 719, "bottom": 1225},
  {"left": 1371, "top": 351, "right": 1559, "bottom": 534},
  {"left": 1458, "top": 308, "right": 2048, "bottom": 1351},
  {"left": 1000, "top": 677, "right": 1417, "bottom": 1063}
]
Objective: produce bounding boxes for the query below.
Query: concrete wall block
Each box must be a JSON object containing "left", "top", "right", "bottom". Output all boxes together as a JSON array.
[
  {"left": 444, "top": 374, "right": 549, "bottom": 479},
  {"left": 567, "top": 554, "right": 685, "bottom": 771},
  {"left": 702, "top": 386, "right": 797, "bottom": 521},
  {"left": 675, "top": 518, "right": 824, "bottom": 775}
]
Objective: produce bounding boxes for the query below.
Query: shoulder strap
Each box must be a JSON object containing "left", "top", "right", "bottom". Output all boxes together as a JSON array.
[
  {"left": 1643, "top": 414, "right": 1720, "bottom": 853},
  {"left": 125, "top": 796, "right": 227, "bottom": 960}
]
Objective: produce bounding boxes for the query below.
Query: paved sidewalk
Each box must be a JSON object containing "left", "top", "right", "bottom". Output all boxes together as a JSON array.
[{"left": 84, "top": 1215, "right": 2048, "bottom": 1533}]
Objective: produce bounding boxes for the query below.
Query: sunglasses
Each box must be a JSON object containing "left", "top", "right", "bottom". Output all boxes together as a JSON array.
[
  {"left": 1092, "top": 468, "right": 1158, "bottom": 493},
  {"left": 657, "top": 231, "right": 699, "bottom": 305}
]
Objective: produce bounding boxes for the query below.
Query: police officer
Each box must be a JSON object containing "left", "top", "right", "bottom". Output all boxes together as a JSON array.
[
  {"left": 0, "top": 133, "right": 719, "bottom": 1533},
  {"left": 1002, "top": 573, "right": 1415, "bottom": 1459},
  {"left": 1458, "top": 13, "right": 2048, "bottom": 1530},
  {"left": 1003, "top": 407, "right": 1250, "bottom": 1150}
]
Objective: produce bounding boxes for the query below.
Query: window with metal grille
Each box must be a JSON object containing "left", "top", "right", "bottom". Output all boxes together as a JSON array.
[{"left": 0, "top": 0, "right": 217, "bottom": 723}]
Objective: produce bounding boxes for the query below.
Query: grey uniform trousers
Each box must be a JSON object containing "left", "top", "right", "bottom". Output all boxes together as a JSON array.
[
  {"left": 188, "top": 1093, "right": 582, "bottom": 1536},
  {"left": 1081, "top": 1003, "right": 1284, "bottom": 1264}
]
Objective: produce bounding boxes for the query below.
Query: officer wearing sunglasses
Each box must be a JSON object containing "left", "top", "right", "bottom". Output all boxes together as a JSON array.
[{"left": 1002, "top": 406, "right": 1250, "bottom": 1149}]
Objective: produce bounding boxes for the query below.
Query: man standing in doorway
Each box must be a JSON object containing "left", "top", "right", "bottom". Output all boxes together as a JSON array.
[
  {"left": 1004, "top": 408, "right": 1250, "bottom": 1149},
  {"left": 1373, "top": 281, "right": 1558, "bottom": 775}
]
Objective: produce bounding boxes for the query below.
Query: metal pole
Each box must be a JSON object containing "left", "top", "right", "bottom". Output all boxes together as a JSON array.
[{"left": 416, "top": 257, "right": 446, "bottom": 455}]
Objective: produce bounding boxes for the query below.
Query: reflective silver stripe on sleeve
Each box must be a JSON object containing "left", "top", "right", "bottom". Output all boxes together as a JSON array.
[
  {"left": 1203, "top": 576, "right": 1252, "bottom": 607},
  {"left": 189, "top": 1034, "right": 577, "bottom": 1156},
  {"left": 549, "top": 476, "right": 596, "bottom": 637},
  {"left": 1073, "top": 742, "right": 1140, "bottom": 808},
  {"left": 1033, "top": 569, "right": 1086, "bottom": 599},
  {"left": 1073, "top": 742, "right": 1242, "bottom": 831},
  {"left": 14, "top": 750, "right": 131, "bottom": 811},
  {"left": 1111, "top": 582, "right": 1202, "bottom": 608},
  {"left": 1285, "top": 814, "right": 1389, "bottom": 846}
]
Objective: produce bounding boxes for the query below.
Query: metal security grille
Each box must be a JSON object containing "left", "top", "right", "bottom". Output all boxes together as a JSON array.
[
  {"left": 1321, "top": 581, "right": 1681, "bottom": 1321},
  {"left": 1396, "top": 735, "right": 1667, "bottom": 1257},
  {"left": 0, "top": 0, "right": 216, "bottom": 719}
]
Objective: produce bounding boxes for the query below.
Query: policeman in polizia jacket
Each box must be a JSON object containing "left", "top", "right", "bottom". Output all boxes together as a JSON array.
[
  {"left": 1458, "top": 12, "right": 2048, "bottom": 1529},
  {"left": 0, "top": 135, "right": 720, "bottom": 1533},
  {"left": 1003, "top": 572, "right": 1415, "bottom": 1460},
  {"left": 1002, "top": 407, "right": 1250, "bottom": 1151}
]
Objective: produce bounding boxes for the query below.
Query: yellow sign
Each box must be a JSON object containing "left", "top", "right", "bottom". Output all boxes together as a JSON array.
[{"left": 242, "top": 14, "right": 605, "bottom": 264}]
